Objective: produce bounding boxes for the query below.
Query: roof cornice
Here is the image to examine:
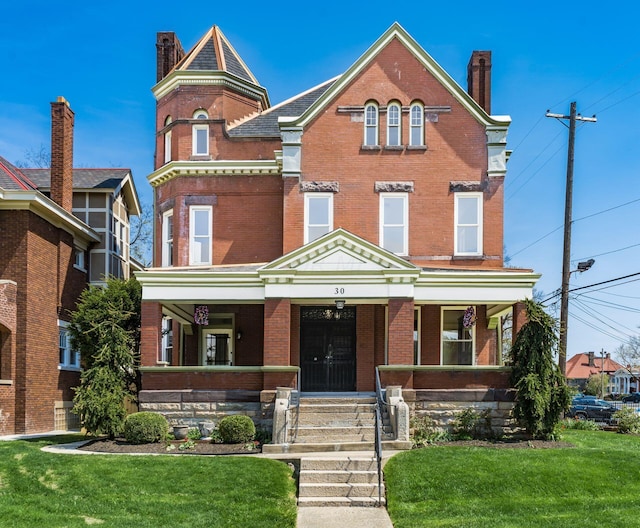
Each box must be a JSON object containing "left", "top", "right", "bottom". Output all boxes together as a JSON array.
[{"left": 147, "top": 159, "right": 281, "bottom": 187}]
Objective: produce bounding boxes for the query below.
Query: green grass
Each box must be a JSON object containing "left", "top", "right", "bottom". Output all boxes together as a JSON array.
[
  {"left": 384, "top": 430, "right": 640, "bottom": 528},
  {"left": 0, "top": 435, "right": 297, "bottom": 528}
]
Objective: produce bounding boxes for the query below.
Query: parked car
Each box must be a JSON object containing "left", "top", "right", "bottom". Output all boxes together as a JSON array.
[
  {"left": 622, "top": 393, "right": 640, "bottom": 403},
  {"left": 567, "top": 397, "right": 618, "bottom": 423}
]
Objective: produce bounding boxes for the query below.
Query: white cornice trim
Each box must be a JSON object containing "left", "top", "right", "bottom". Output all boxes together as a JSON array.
[{"left": 147, "top": 160, "right": 281, "bottom": 187}]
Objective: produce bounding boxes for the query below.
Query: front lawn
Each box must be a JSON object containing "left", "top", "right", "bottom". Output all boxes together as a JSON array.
[
  {"left": 384, "top": 430, "right": 640, "bottom": 528},
  {"left": 0, "top": 435, "right": 297, "bottom": 528}
]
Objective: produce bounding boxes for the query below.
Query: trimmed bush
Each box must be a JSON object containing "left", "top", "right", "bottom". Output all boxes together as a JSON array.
[
  {"left": 123, "top": 412, "right": 169, "bottom": 444},
  {"left": 613, "top": 406, "right": 640, "bottom": 434},
  {"left": 218, "top": 415, "right": 256, "bottom": 444}
]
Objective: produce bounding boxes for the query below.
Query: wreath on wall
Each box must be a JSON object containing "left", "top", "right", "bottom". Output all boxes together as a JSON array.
[
  {"left": 194, "top": 305, "right": 209, "bottom": 326},
  {"left": 463, "top": 306, "right": 476, "bottom": 329}
]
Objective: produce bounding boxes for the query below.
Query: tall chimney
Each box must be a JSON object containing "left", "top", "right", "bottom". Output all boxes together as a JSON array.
[
  {"left": 50, "top": 96, "right": 74, "bottom": 212},
  {"left": 588, "top": 351, "right": 595, "bottom": 367},
  {"left": 156, "top": 32, "right": 185, "bottom": 82},
  {"left": 467, "top": 51, "right": 492, "bottom": 114}
]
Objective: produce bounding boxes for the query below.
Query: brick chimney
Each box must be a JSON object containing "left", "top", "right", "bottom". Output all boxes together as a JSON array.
[
  {"left": 467, "top": 51, "right": 492, "bottom": 114},
  {"left": 588, "top": 351, "right": 595, "bottom": 367},
  {"left": 156, "top": 32, "right": 185, "bottom": 82},
  {"left": 50, "top": 97, "right": 74, "bottom": 212}
]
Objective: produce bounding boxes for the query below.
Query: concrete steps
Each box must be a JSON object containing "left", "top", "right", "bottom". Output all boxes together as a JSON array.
[{"left": 297, "top": 456, "right": 385, "bottom": 507}]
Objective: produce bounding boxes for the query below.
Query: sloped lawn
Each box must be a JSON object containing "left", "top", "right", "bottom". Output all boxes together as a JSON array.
[
  {"left": 384, "top": 430, "right": 640, "bottom": 528},
  {"left": 0, "top": 435, "right": 297, "bottom": 528}
]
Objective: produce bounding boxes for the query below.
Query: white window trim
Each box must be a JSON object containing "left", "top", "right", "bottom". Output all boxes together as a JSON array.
[
  {"left": 161, "top": 209, "right": 173, "bottom": 267},
  {"left": 192, "top": 124, "right": 209, "bottom": 156},
  {"left": 164, "top": 129, "right": 172, "bottom": 163},
  {"left": 414, "top": 307, "right": 421, "bottom": 365},
  {"left": 440, "top": 307, "right": 476, "bottom": 366},
  {"left": 386, "top": 102, "right": 401, "bottom": 146},
  {"left": 410, "top": 103, "right": 425, "bottom": 146},
  {"left": 58, "top": 320, "right": 80, "bottom": 371},
  {"left": 189, "top": 205, "right": 212, "bottom": 266},
  {"left": 379, "top": 192, "right": 409, "bottom": 256},
  {"left": 304, "top": 193, "right": 334, "bottom": 244},
  {"left": 364, "top": 103, "right": 379, "bottom": 146},
  {"left": 160, "top": 317, "right": 173, "bottom": 364},
  {"left": 201, "top": 328, "right": 234, "bottom": 366},
  {"left": 73, "top": 247, "right": 86, "bottom": 272},
  {"left": 454, "top": 192, "right": 483, "bottom": 256}
]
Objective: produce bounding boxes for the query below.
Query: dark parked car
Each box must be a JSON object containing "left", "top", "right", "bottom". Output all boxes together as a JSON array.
[
  {"left": 568, "top": 396, "right": 618, "bottom": 423},
  {"left": 622, "top": 393, "right": 640, "bottom": 403}
]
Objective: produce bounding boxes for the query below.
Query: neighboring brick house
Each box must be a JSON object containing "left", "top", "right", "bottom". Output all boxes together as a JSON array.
[
  {"left": 136, "top": 23, "right": 539, "bottom": 434},
  {"left": 0, "top": 97, "right": 141, "bottom": 435}
]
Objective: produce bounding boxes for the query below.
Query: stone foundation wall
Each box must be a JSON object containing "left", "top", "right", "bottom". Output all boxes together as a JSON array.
[{"left": 138, "top": 389, "right": 276, "bottom": 431}]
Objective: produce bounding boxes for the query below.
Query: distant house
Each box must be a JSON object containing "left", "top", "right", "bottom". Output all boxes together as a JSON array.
[
  {"left": 566, "top": 351, "right": 639, "bottom": 395},
  {"left": 0, "top": 97, "right": 141, "bottom": 435},
  {"left": 135, "top": 22, "right": 538, "bottom": 447}
]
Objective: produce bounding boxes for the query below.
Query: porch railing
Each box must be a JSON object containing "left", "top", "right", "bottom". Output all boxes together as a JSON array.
[{"left": 374, "top": 367, "right": 384, "bottom": 506}]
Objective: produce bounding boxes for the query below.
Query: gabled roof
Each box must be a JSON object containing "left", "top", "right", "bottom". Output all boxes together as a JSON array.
[
  {"left": 21, "top": 168, "right": 141, "bottom": 216},
  {"left": 0, "top": 156, "right": 38, "bottom": 191},
  {"left": 173, "top": 26, "right": 258, "bottom": 84},
  {"left": 566, "top": 353, "right": 625, "bottom": 380}
]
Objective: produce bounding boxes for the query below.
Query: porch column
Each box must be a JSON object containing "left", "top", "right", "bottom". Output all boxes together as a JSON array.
[
  {"left": 140, "top": 302, "right": 162, "bottom": 367},
  {"left": 512, "top": 301, "right": 527, "bottom": 336},
  {"left": 388, "top": 298, "right": 414, "bottom": 364},
  {"left": 264, "top": 298, "right": 291, "bottom": 366}
]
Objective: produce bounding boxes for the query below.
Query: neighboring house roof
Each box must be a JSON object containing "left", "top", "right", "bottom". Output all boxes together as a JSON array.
[
  {"left": 21, "top": 168, "right": 141, "bottom": 216},
  {"left": 0, "top": 156, "right": 38, "bottom": 191},
  {"left": 566, "top": 352, "right": 625, "bottom": 380}
]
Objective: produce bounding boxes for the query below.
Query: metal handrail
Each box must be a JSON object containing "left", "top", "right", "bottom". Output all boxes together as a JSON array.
[
  {"left": 284, "top": 367, "right": 301, "bottom": 443},
  {"left": 374, "top": 367, "right": 384, "bottom": 506}
]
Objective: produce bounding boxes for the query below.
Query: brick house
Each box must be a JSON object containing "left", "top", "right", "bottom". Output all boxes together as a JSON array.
[
  {"left": 0, "top": 97, "right": 141, "bottom": 435},
  {"left": 136, "top": 23, "right": 539, "bottom": 442}
]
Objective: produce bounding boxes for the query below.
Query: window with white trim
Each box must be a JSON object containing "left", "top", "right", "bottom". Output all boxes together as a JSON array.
[
  {"left": 59, "top": 321, "right": 80, "bottom": 369},
  {"left": 160, "top": 317, "right": 173, "bottom": 363},
  {"left": 164, "top": 116, "right": 172, "bottom": 163},
  {"left": 364, "top": 103, "right": 379, "bottom": 146},
  {"left": 189, "top": 205, "right": 212, "bottom": 265},
  {"left": 441, "top": 307, "right": 475, "bottom": 365},
  {"left": 410, "top": 103, "right": 424, "bottom": 146},
  {"left": 192, "top": 110, "right": 209, "bottom": 156},
  {"left": 162, "top": 209, "right": 173, "bottom": 267},
  {"left": 304, "top": 193, "right": 333, "bottom": 244},
  {"left": 454, "top": 193, "right": 483, "bottom": 256},
  {"left": 73, "top": 247, "right": 85, "bottom": 271},
  {"left": 387, "top": 102, "right": 401, "bottom": 146},
  {"left": 380, "top": 193, "right": 408, "bottom": 255},
  {"left": 414, "top": 307, "right": 421, "bottom": 365}
]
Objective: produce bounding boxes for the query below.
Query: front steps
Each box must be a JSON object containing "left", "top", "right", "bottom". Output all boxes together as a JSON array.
[{"left": 297, "top": 456, "right": 385, "bottom": 507}]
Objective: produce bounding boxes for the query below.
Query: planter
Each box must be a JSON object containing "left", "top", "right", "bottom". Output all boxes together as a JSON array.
[
  {"left": 173, "top": 425, "right": 189, "bottom": 440},
  {"left": 199, "top": 421, "right": 215, "bottom": 438}
]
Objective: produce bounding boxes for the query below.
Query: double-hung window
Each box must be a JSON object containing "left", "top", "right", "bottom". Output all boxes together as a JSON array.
[
  {"left": 364, "top": 103, "right": 379, "bottom": 146},
  {"left": 189, "top": 206, "right": 212, "bottom": 265},
  {"left": 454, "top": 193, "right": 483, "bottom": 256},
  {"left": 387, "top": 103, "right": 401, "bottom": 146},
  {"left": 410, "top": 103, "right": 424, "bottom": 146},
  {"left": 162, "top": 209, "right": 173, "bottom": 267},
  {"left": 164, "top": 116, "right": 172, "bottom": 163},
  {"left": 304, "top": 193, "right": 333, "bottom": 244},
  {"left": 441, "top": 308, "right": 475, "bottom": 365},
  {"left": 380, "top": 193, "right": 408, "bottom": 255},
  {"left": 161, "top": 317, "right": 173, "bottom": 363},
  {"left": 59, "top": 321, "right": 80, "bottom": 369},
  {"left": 192, "top": 110, "right": 209, "bottom": 156}
]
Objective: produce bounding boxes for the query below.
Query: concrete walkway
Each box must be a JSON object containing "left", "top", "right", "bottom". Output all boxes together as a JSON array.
[{"left": 4, "top": 433, "right": 397, "bottom": 527}]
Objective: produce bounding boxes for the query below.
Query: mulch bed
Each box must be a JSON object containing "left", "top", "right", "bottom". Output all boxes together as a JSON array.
[{"left": 78, "top": 438, "right": 261, "bottom": 455}]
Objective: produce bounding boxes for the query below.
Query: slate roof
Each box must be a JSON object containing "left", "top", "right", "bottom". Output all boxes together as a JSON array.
[
  {"left": 173, "top": 25, "right": 257, "bottom": 84},
  {"left": 21, "top": 168, "right": 131, "bottom": 190},
  {"left": 228, "top": 79, "right": 338, "bottom": 137},
  {"left": 0, "top": 156, "right": 38, "bottom": 191},
  {"left": 566, "top": 352, "right": 624, "bottom": 380}
]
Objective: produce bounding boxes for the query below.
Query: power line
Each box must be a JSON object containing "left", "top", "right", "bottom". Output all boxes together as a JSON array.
[{"left": 541, "top": 271, "right": 640, "bottom": 304}]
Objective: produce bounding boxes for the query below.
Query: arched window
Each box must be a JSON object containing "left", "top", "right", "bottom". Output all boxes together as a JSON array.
[
  {"left": 364, "top": 103, "right": 378, "bottom": 146},
  {"left": 387, "top": 102, "right": 401, "bottom": 146},
  {"left": 164, "top": 116, "right": 172, "bottom": 163},
  {"left": 410, "top": 103, "right": 424, "bottom": 146},
  {"left": 192, "top": 110, "right": 209, "bottom": 156}
]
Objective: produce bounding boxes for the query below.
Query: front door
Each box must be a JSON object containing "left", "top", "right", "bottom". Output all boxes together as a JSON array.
[{"left": 300, "top": 306, "right": 356, "bottom": 392}]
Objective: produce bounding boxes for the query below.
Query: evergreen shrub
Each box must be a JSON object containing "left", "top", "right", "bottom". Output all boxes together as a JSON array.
[
  {"left": 123, "top": 412, "right": 169, "bottom": 444},
  {"left": 218, "top": 415, "right": 256, "bottom": 444}
]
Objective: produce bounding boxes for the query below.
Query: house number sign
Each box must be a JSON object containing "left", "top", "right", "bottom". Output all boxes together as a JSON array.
[{"left": 334, "top": 288, "right": 345, "bottom": 295}]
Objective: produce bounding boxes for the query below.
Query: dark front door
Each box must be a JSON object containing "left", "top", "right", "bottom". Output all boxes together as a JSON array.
[{"left": 300, "top": 306, "right": 356, "bottom": 392}]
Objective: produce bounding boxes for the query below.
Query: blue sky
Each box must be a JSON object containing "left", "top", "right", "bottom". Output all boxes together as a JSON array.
[{"left": 1, "top": 0, "right": 639, "bottom": 361}]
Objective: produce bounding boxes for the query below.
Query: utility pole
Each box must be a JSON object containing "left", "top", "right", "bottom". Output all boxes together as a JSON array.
[{"left": 546, "top": 102, "right": 596, "bottom": 376}]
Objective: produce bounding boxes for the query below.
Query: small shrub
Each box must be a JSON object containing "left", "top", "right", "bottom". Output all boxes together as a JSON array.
[
  {"left": 452, "top": 408, "right": 494, "bottom": 440},
  {"left": 186, "top": 427, "right": 202, "bottom": 441},
  {"left": 559, "top": 417, "right": 601, "bottom": 431},
  {"left": 209, "top": 428, "right": 223, "bottom": 444},
  {"left": 410, "top": 415, "right": 451, "bottom": 447},
  {"left": 218, "top": 415, "right": 256, "bottom": 444},
  {"left": 123, "top": 412, "right": 169, "bottom": 444},
  {"left": 178, "top": 439, "right": 196, "bottom": 451},
  {"left": 613, "top": 407, "right": 640, "bottom": 434},
  {"left": 254, "top": 426, "right": 272, "bottom": 445}
]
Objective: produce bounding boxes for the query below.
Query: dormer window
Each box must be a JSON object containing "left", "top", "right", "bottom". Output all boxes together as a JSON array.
[
  {"left": 364, "top": 103, "right": 379, "bottom": 146},
  {"left": 192, "top": 110, "right": 209, "bottom": 156},
  {"left": 410, "top": 103, "right": 424, "bottom": 146},
  {"left": 386, "top": 102, "right": 401, "bottom": 146}
]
